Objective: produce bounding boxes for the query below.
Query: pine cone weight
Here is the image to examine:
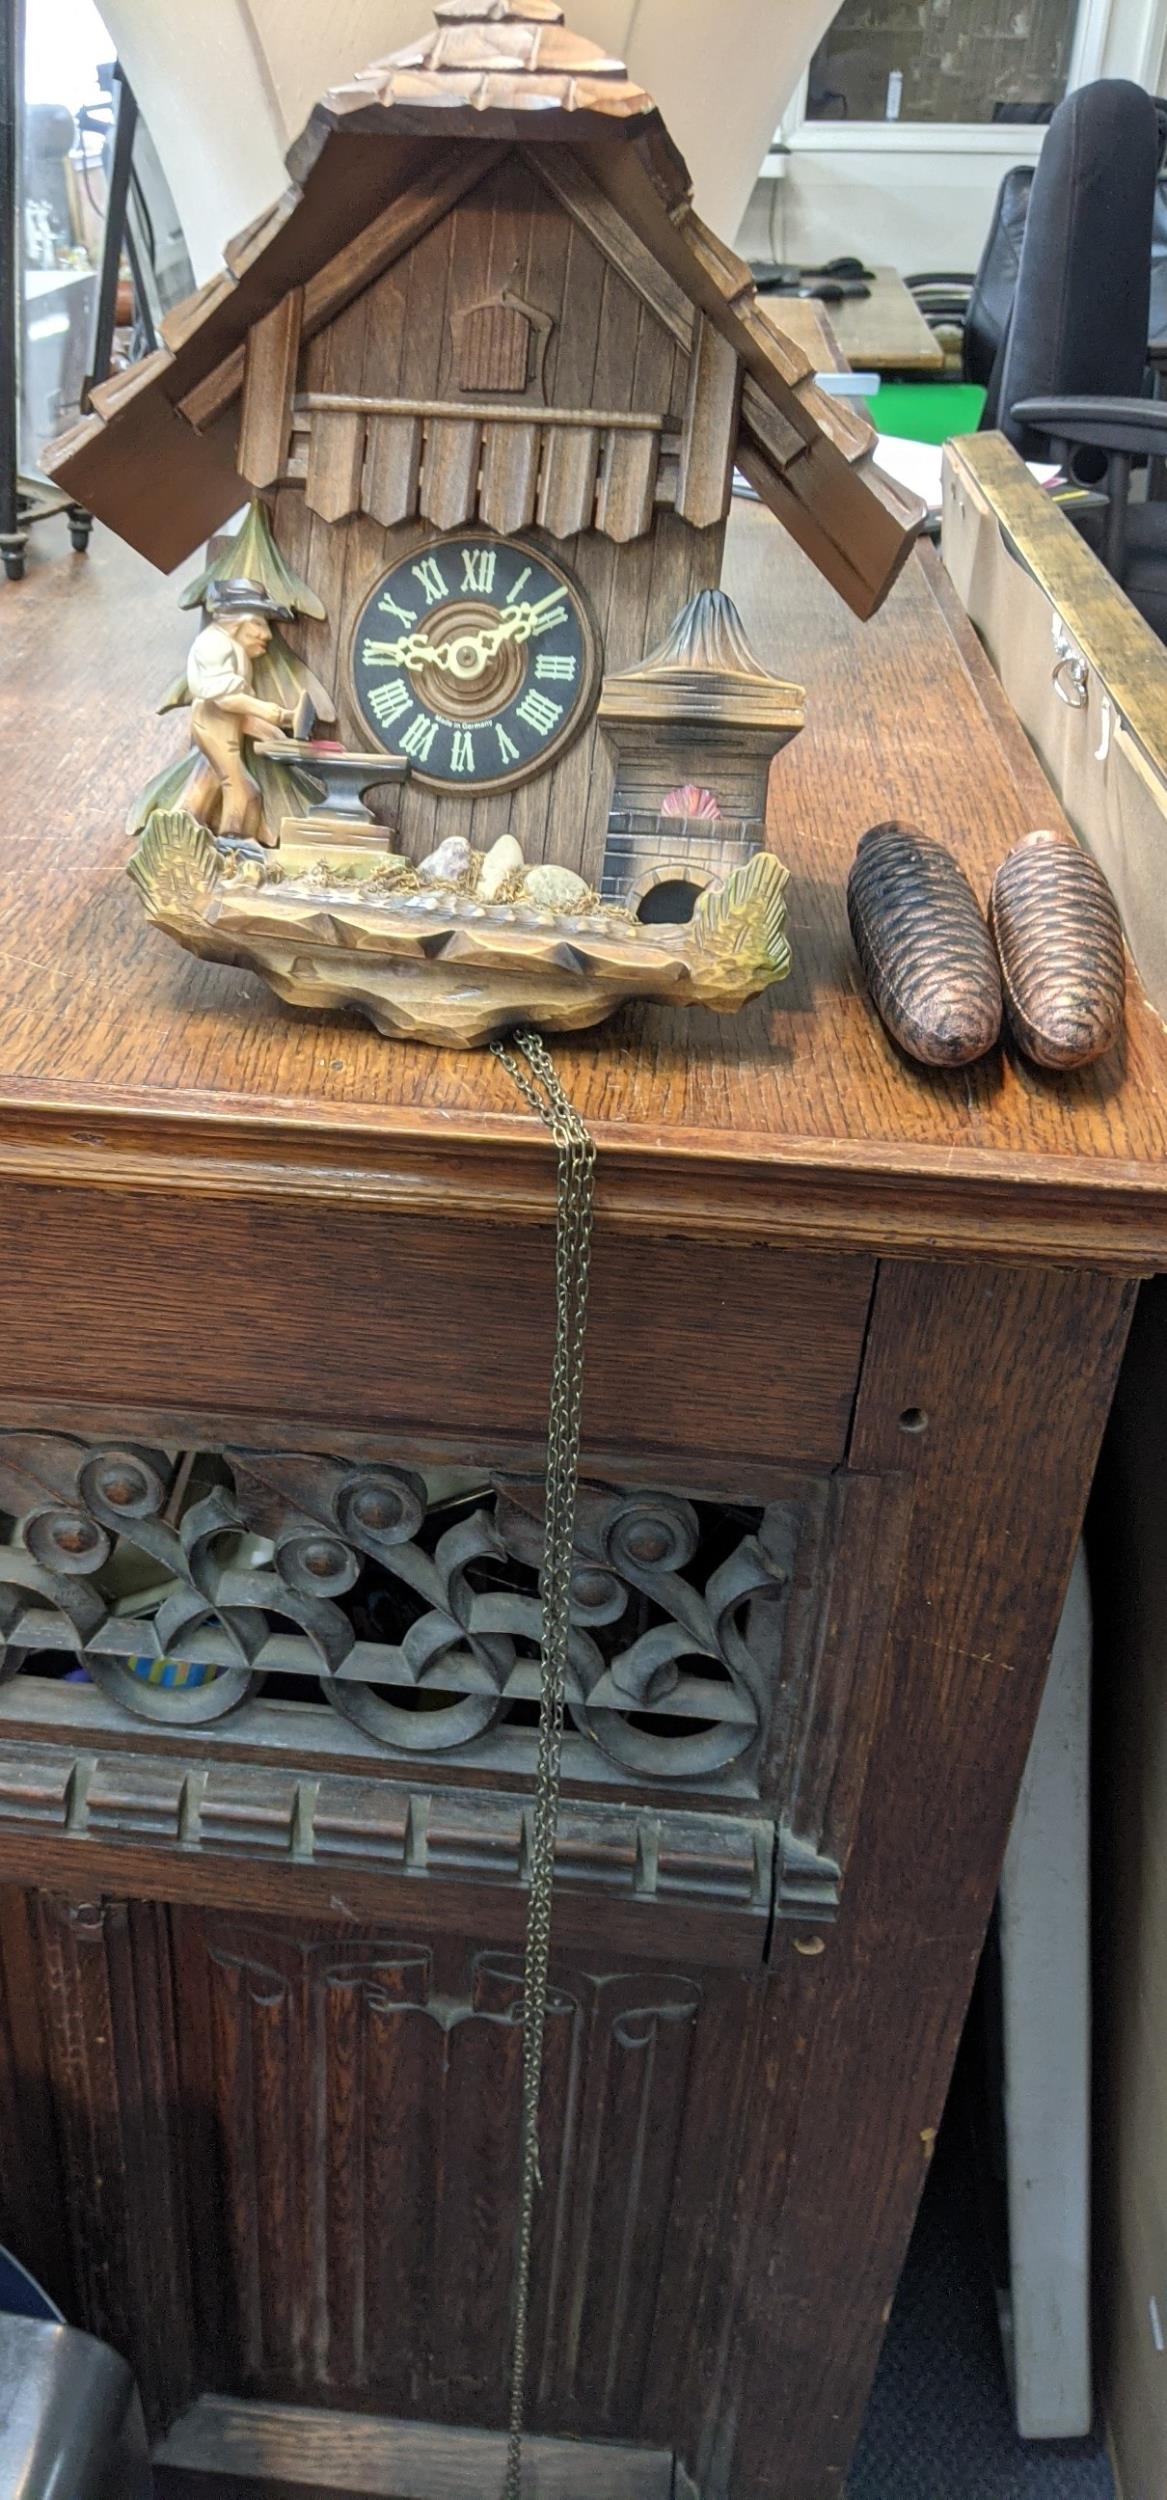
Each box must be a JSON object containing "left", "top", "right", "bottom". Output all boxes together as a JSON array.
[
  {"left": 989, "top": 831, "right": 1125, "bottom": 1070},
  {"left": 847, "top": 821, "right": 1002, "bottom": 1066}
]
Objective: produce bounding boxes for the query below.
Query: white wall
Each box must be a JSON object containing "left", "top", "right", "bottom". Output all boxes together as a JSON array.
[
  {"left": 100, "top": 0, "right": 839, "bottom": 283},
  {"left": 736, "top": 137, "right": 1044, "bottom": 277},
  {"left": 98, "top": 0, "right": 287, "bottom": 277},
  {"left": 734, "top": 0, "right": 1167, "bottom": 281}
]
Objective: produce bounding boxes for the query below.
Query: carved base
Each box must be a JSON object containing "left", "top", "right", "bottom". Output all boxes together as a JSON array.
[{"left": 126, "top": 813, "right": 791, "bottom": 1049}]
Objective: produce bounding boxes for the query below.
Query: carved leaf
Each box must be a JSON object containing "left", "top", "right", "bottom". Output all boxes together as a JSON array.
[
  {"left": 689, "top": 851, "right": 791, "bottom": 995},
  {"left": 127, "top": 812, "right": 223, "bottom": 935}
]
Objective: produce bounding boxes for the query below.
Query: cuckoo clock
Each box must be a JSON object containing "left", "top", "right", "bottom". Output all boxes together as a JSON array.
[{"left": 46, "top": 0, "right": 922, "bottom": 1046}]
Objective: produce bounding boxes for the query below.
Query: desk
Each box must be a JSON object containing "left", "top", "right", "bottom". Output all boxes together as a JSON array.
[
  {"left": 758, "top": 291, "right": 848, "bottom": 374},
  {"left": 829, "top": 264, "right": 945, "bottom": 372},
  {"left": 0, "top": 503, "right": 1162, "bottom": 2500}
]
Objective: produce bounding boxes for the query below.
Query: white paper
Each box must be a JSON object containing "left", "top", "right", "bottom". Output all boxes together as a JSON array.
[{"left": 874, "top": 434, "right": 1061, "bottom": 516}]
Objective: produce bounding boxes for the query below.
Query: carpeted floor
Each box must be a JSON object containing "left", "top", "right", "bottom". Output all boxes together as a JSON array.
[{"left": 850, "top": 2126, "right": 1114, "bottom": 2499}]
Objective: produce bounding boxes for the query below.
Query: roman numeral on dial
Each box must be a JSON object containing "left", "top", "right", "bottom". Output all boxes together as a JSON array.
[
  {"left": 411, "top": 555, "right": 450, "bottom": 607},
  {"left": 535, "top": 653, "right": 577, "bottom": 682},
  {"left": 366, "top": 676, "right": 412, "bottom": 728},
  {"left": 377, "top": 589, "right": 417, "bottom": 628},
  {"left": 515, "top": 688, "right": 563, "bottom": 737},
  {"left": 450, "top": 728, "right": 475, "bottom": 774},
  {"left": 461, "top": 546, "right": 496, "bottom": 596},
  {"left": 496, "top": 725, "right": 520, "bottom": 766},
  {"left": 400, "top": 711, "right": 440, "bottom": 762}
]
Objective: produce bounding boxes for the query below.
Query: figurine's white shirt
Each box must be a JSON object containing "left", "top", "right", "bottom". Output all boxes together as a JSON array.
[{"left": 187, "top": 622, "right": 254, "bottom": 703}]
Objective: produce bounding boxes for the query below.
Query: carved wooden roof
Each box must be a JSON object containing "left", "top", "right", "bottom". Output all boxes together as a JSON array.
[
  {"left": 600, "top": 590, "right": 806, "bottom": 733},
  {"left": 324, "top": 0, "right": 651, "bottom": 121},
  {"left": 42, "top": 2, "right": 923, "bottom": 616}
]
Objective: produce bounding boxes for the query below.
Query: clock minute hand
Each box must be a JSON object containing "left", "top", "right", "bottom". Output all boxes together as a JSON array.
[
  {"left": 424, "top": 591, "right": 562, "bottom": 679},
  {"left": 498, "top": 587, "right": 567, "bottom": 649}
]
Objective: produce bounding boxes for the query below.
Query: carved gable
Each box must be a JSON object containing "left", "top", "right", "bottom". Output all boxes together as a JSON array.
[{"left": 275, "top": 152, "right": 690, "bottom": 550}]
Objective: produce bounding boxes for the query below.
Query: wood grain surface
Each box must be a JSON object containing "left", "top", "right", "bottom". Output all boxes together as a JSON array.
[
  {"left": 156, "top": 2393, "right": 674, "bottom": 2496},
  {"left": 1, "top": 498, "right": 1165, "bottom": 1266},
  {"left": 712, "top": 1257, "right": 1136, "bottom": 2496},
  {"left": 757, "top": 295, "right": 848, "bottom": 377},
  {"left": 0, "top": 430, "right": 1154, "bottom": 2500},
  {"left": 0, "top": 1190, "right": 871, "bottom": 1469},
  {"left": 827, "top": 267, "right": 946, "bottom": 374}
]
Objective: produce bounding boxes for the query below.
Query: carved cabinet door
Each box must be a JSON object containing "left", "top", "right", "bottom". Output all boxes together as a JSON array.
[{"left": 168, "top": 1907, "right": 766, "bottom": 2447}]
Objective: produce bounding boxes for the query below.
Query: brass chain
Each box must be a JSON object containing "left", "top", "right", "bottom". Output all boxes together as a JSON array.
[{"left": 492, "top": 1028, "right": 596, "bottom": 2500}]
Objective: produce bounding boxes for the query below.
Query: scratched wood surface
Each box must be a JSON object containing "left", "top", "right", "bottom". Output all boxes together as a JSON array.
[{"left": 3, "top": 492, "right": 1167, "bottom": 1267}]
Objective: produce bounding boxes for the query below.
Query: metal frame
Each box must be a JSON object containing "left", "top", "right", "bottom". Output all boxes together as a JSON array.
[
  {"left": 82, "top": 61, "right": 150, "bottom": 409},
  {"left": 0, "top": 0, "right": 158, "bottom": 580}
]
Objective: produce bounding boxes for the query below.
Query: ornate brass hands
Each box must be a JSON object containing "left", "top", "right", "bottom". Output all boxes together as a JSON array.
[{"left": 363, "top": 587, "right": 566, "bottom": 683}]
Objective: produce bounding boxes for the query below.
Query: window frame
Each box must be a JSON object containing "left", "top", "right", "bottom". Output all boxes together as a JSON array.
[{"left": 761, "top": 0, "right": 1157, "bottom": 168}]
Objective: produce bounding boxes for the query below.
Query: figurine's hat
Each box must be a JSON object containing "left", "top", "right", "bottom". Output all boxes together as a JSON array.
[{"left": 207, "top": 577, "right": 294, "bottom": 621}]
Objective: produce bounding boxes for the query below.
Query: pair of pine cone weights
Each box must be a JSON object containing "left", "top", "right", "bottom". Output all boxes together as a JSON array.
[{"left": 847, "top": 822, "right": 1125, "bottom": 1072}]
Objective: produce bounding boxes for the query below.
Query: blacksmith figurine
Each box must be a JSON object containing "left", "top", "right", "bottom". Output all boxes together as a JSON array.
[{"left": 185, "top": 579, "right": 295, "bottom": 845}]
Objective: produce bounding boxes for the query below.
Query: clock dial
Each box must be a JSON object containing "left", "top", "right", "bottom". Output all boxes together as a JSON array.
[{"left": 350, "top": 533, "right": 598, "bottom": 792}]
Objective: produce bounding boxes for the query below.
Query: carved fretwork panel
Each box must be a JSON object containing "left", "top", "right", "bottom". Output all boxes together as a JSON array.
[
  {"left": 171, "top": 1910, "right": 761, "bottom": 2440},
  {"left": 0, "top": 1433, "right": 794, "bottom": 1780},
  {"left": 0, "top": 1427, "right": 907, "bottom": 1911}
]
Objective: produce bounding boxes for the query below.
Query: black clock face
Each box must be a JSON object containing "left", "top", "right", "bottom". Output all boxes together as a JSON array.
[{"left": 350, "top": 533, "right": 598, "bottom": 791}]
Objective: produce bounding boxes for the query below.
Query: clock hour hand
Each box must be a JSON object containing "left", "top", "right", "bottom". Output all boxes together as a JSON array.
[
  {"left": 363, "top": 626, "right": 495, "bottom": 679},
  {"left": 361, "top": 630, "right": 448, "bottom": 671}
]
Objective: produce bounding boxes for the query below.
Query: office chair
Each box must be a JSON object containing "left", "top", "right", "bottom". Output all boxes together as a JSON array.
[
  {"left": 999, "top": 79, "right": 1167, "bottom": 636},
  {"left": 908, "top": 163, "right": 1033, "bottom": 412},
  {"left": 1149, "top": 174, "right": 1167, "bottom": 361}
]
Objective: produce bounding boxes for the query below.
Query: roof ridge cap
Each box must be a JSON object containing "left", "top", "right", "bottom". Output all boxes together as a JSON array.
[
  {"left": 343, "top": 0, "right": 635, "bottom": 93},
  {"left": 434, "top": 1, "right": 567, "bottom": 19}
]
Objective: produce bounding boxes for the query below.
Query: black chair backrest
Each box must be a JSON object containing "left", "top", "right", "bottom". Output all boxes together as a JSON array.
[
  {"left": 1150, "top": 173, "right": 1167, "bottom": 350},
  {"left": 967, "top": 163, "right": 1034, "bottom": 412},
  {"left": 996, "top": 78, "right": 1159, "bottom": 459}
]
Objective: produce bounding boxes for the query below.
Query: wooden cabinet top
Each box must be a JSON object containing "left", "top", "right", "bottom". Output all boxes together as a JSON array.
[{"left": 6, "top": 495, "right": 1167, "bottom": 1270}]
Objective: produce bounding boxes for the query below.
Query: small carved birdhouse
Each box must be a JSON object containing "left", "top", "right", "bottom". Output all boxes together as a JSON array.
[{"left": 598, "top": 590, "right": 805, "bottom": 912}]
